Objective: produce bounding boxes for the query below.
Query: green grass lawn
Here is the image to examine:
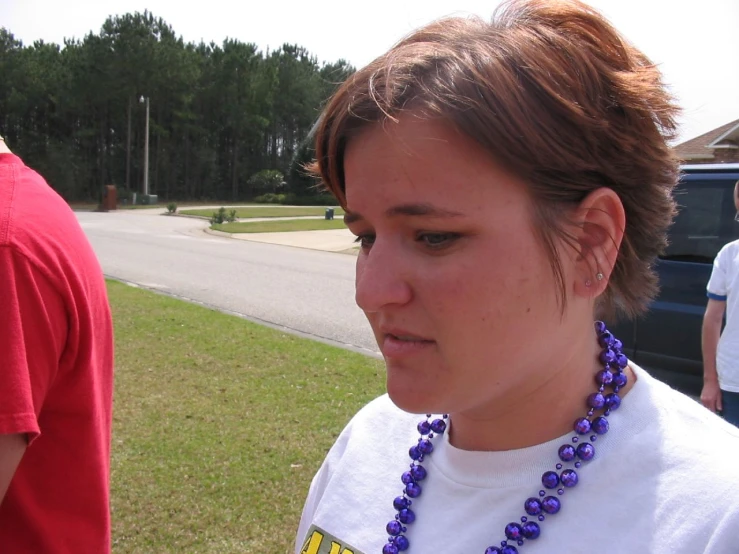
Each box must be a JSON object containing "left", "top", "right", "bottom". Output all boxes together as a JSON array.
[
  {"left": 212, "top": 219, "right": 347, "bottom": 233},
  {"left": 109, "top": 280, "right": 384, "bottom": 553},
  {"left": 181, "top": 207, "right": 345, "bottom": 219}
]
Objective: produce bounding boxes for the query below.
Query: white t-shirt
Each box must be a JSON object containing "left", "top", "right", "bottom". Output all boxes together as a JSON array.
[
  {"left": 707, "top": 239, "right": 739, "bottom": 392},
  {"left": 295, "top": 364, "right": 739, "bottom": 554}
]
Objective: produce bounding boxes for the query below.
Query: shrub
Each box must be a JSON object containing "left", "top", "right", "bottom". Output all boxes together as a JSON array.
[
  {"left": 210, "top": 207, "right": 227, "bottom": 225},
  {"left": 253, "top": 193, "right": 287, "bottom": 204},
  {"left": 248, "top": 170, "right": 285, "bottom": 196},
  {"left": 166, "top": 203, "right": 177, "bottom": 214},
  {"left": 284, "top": 193, "right": 338, "bottom": 206},
  {"left": 211, "top": 207, "right": 237, "bottom": 225}
]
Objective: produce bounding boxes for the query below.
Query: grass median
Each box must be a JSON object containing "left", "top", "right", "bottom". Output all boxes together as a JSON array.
[
  {"left": 212, "top": 219, "right": 347, "bottom": 234},
  {"left": 181, "top": 207, "right": 345, "bottom": 219},
  {"left": 109, "top": 279, "right": 384, "bottom": 553}
]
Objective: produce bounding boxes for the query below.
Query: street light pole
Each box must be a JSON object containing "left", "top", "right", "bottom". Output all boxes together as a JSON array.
[{"left": 143, "top": 96, "right": 150, "bottom": 198}]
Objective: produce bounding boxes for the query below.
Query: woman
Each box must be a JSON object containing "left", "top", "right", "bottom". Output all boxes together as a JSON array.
[{"left": 295, "top": 1, "right": 739, "bottom": 553}]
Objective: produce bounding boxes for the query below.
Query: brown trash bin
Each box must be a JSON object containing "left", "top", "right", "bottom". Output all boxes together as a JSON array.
[{"left": 99, "top": 185, "right": 117, "bottom": 212}]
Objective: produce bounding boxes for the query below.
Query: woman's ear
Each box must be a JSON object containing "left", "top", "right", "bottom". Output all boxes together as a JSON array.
[{"left": 571, "top": 187, "right": 625, "bottom": 298}]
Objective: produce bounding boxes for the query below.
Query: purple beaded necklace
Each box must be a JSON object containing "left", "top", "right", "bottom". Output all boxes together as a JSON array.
[{"left": 382, "top": 321, "right": 627, "bottom": 554}]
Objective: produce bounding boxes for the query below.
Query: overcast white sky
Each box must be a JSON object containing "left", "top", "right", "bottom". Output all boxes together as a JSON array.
[{"left": 2, "top": 0, "right": 738, "bottom": 142}]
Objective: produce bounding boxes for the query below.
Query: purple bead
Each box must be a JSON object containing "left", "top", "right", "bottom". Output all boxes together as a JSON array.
[
  {"left": 501, "top": 547, "right": 518, "bottom": 554},
  {"left": 558, "top": 444, "right": 576, "bottom": 462},
  {"left": 401, "top": 472, "right": 414, "bottom": 485},
  {"left": 595, "top": 369, "right": 614, "bottom": 385},
  {"left": 517, "top": 540, "right": 524, "bottom": 546},
  {"left": 560, "top": 469, "right": 579, "bottom": 487},
  {"left": 616, "top": 353, "right": 628, "bottom": 369},
  {"left": 393, "top": 496, "right": 409, "bottom": 510},
  {"left": 485, "top": 549, "right": 502, "bottom": 554},
  {"left": 599, "top": 349, "right": 616, "bottom": 365},
  {"left": 576, "top": 442, "right": 596, "bottom": 461},
  {"left": 574, "top": 461, "right": 582, "bottom": 468},
  {"left": 409, "top": 446, "right": 422, "bottom": 460},
  {"left": 386, "top": 520, "right": 402, "bottom": 535},
  {"left": 598, "top": 331, "right": 614, "bottom": 348},
  {"left": 574, "top": 417, "right": 591, "bottom": 435},
  {"left": 405, "top": 482, "right": 422, "bottom": 498},
  {"left": 538, "top": 490, "right": 546, "bottom": 497},
  {"left": 417, "top": 420, "right": 431, "bottom": 435},
  {"left": 505, "top": 523, "right": 523, "bottom": 540},
  {"left": 612, "top": 338, "right": 623, "bottom": 351},
  {"left": 590, "top": 435, "right": 597, "bottom": 442},
  {"left": 592, "top": 416, "right": 609, "bottom": 435},
  {"left": 605, "top": 393, "right": 621, "bottom": 411},
  {"left": 410, "top": 465, "right": 427, "bottom": 481},
  {"left": 538, "top": 515, "right": 545, "bottom": 521},
  {"left": 393, "top": 535, "right": 409, "bottom": 551},
  {"left": 595, "top": 321, "right": 607, "bottom": 333},
  {"left": 557, "top": 488, "right": 565, "bottom": 495},
  {"left": 587, "top": 393, "right": 606, "bottom": 409},
  {"left": 398, "top": 508, "right": 415, "bottom": 524},
  {"left": 541, "top": 471, "right": 559, "bottom": 489},
  {"left": 383, "top": 544, "right": 399, "bottom": 554},
  {"left": 524, "top": 497, "right": 542, "bottom": 515},
  {"left": 541, "top": 496, "right": 561, "bottom": 514},
  {"left": 612, "top": 371, "right": 628, "bottom": 387},
  {"left": 430, "top": 418, "right": 447, "bottom": 434},
  {"left": 572, "top": 437, "right": 579, "bottom": 443},
  {"left": 556, "top": 463, "right": 563, "bottom": 470},
  {"left": 418, "top": 439, "right": 434, "bottom": 455},
  {"left": 522, "top": 521, "right": 541, "bottom": 539}
]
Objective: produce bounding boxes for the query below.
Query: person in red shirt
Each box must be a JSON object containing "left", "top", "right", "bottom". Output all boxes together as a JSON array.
[{"left": 0, "top": 135, "right": 114, "bottom": 552}]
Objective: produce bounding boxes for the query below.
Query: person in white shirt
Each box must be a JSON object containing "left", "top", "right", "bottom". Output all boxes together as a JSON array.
[
  {"left": 702, "top": 180, "right": 739, "bottom": 426},
  {"left": 295, "top": 1, "right": 739, "bottom": 553}
]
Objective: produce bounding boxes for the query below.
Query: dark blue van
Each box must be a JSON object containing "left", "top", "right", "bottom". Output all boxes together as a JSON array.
[{"left": 610, "top": 163, "right": 739, "bottom": 395}]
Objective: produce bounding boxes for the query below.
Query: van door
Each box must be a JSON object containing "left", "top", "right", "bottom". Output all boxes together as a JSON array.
[{"left": 633, "top": 173, "right": 738, "bottom": 391}]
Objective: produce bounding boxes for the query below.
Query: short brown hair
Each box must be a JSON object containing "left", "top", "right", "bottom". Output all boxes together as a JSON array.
[{"left": 311, "top": 0, "right": 680, "bottom": 319}]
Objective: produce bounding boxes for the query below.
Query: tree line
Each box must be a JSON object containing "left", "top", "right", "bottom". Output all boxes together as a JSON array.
[{"left": 0, "top": 12, "right": 354, "bottom": 202}]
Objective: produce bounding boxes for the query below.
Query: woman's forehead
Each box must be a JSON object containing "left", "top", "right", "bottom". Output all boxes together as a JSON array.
[{"left": 343, "top": 119, "right": 530, "bottom": 218}]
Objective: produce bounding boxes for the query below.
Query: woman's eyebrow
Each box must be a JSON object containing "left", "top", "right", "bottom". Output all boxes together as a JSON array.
[{"left": 344, "top": 203, "right": 464, "bottom": 224}]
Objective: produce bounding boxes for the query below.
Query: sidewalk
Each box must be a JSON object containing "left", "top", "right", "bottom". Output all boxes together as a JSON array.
[{"left": 206, "top": 225, "right": 358, "bottom": 254}]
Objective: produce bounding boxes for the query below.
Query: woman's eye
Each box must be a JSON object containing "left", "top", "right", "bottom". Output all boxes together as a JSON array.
[
  {"left": 353, "top": 234, "right": 376, "bottom": 249},
  {"left": 417, "top": 233, "right": 460, "bottom": 248}
]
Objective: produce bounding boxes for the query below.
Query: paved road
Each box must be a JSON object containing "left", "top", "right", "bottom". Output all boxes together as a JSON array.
[{"left": 77, "top": 210, "right": 379, "bottom": 356}]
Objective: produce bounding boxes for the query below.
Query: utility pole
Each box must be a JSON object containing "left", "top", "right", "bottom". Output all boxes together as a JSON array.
[{"left": 140, "top": 95, "right": 150, "bottom": 198}]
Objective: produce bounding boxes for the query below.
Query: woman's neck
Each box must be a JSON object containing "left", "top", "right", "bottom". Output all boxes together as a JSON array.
[{"left": 447, "top": 326, "right": 636, "bottom": 452}]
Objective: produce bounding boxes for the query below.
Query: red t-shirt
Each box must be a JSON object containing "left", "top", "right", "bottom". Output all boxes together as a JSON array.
[{"left": 0, "top": 153, "right": 114, "bottom": 552}]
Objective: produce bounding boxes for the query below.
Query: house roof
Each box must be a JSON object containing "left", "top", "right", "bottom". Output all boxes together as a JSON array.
[{"left": 674, "top": 118, "right": 739, "bottom": 160}]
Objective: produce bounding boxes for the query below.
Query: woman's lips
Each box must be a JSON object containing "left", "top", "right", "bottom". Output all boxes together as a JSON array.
[{"left": 381, "top": 333, "right": 435, "bottom": 358}]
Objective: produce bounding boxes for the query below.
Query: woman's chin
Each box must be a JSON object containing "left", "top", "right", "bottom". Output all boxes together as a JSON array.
[{"left": 386, "top": 379, "right": 444, "bottom": 415}]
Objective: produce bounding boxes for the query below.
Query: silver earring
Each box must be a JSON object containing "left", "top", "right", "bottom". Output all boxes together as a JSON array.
[{"left": 596, "top": 272, "right": 604, "bottom": 281}]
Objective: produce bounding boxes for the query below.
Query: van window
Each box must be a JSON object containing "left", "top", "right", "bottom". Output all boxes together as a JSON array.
[{"left": 662, "top": 179, "right": 738, "bottom": 263}]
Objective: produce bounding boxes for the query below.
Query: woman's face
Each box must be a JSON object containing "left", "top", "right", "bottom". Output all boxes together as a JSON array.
[{"left": 344, "top": 116, "right": 577, "bottom": 417}]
